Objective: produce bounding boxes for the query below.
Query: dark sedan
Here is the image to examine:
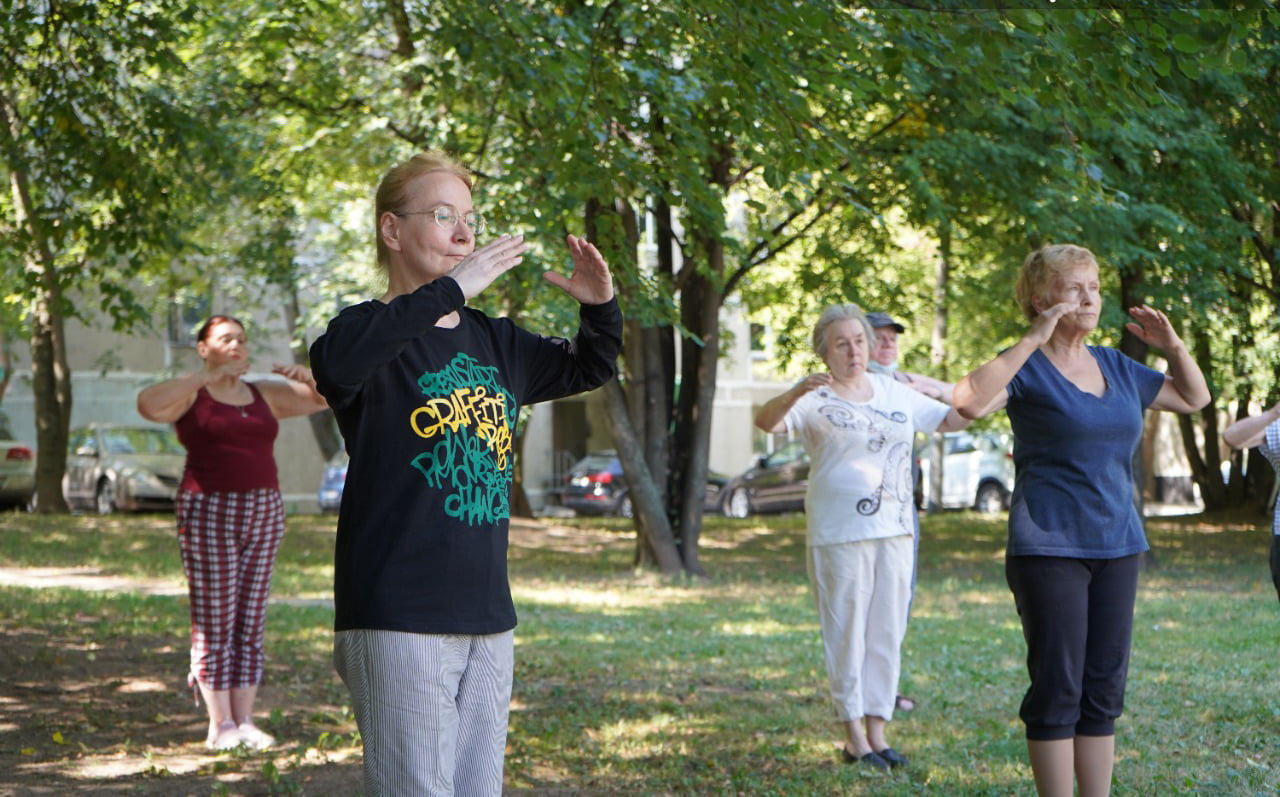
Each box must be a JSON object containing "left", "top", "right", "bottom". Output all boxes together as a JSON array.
[
  {"left": 558, "top": 451, "right": 727, "bottom": 518},
  {"left": 719, "top": 440, "right": 810, "bottom": 518}
]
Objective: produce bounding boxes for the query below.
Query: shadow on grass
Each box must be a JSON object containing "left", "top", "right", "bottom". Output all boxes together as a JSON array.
[{"left": 0, "top": 508, "right": 1276, "bottom": 794}]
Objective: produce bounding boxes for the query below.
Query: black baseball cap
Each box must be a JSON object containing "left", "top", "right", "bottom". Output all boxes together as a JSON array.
[{"left": 866, "top": 311, "right": 905, "bottom": 333}]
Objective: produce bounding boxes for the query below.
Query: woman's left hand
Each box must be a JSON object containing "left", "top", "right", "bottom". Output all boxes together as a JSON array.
[
  {"left": 272, "top": 363, "right": 316, "bottom": 385},
  {"left": 1125, "top": 306, "right": 1182, "bottom": 351},
  {"left": 543, "top": 234, "right": 614, "bottom": 305}
]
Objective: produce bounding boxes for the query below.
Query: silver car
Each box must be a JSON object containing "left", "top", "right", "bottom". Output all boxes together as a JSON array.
[
  {"left": 918, "top": 431, "right": 1015, "bottom": 513},
  {"left": 64, "top": 424, "right": 185, "bottom": 514},
  {"left": 0, "top": 411, "right": 36, "bottom": 510}
]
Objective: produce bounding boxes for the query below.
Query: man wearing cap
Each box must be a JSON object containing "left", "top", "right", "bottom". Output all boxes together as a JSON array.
[
  {"left": 866, "top": 311, "right": 954, "bottom": 404},
  {"left": 866, "top": 311, "right": 956, "bottom": 714}
]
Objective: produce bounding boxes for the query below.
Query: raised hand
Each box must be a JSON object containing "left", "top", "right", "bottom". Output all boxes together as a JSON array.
[
  {"left": 542, "top": 234, "right": 614, "bottom": 305},
  {"left": 796, "top": 373, "right": 833, "bottom": 395},
  {"left": 1025, "top": 300, "right": 1079, "bottom": 347},
  {"left": 1125, "top": 305, "right": 1182, "bottom": 351},
  {"left": 271, "top": 363, "right": 316, "bottom": 385},
  {"left": 207, "top": 358, "right": 250, "bottom": 384},
  {"left": 447, "top": 234, "right": 527, "bottom": 300}
]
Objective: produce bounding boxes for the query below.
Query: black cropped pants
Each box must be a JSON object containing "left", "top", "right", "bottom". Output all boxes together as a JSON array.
[{"left": 1005, "top": 554, "right": 1141, "bottom": 741}]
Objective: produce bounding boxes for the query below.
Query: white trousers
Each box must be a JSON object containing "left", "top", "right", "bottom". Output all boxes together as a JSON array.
[
  {"left": 807, "top": 535, "right": 913, "bottom": 722},
  {"left": 335, "top": 629, "right": 514, "bottom": 797}
]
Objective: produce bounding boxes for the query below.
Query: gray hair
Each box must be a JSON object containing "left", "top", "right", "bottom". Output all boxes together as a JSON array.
[{"left": 812, "top": 303, "right": 875, "bottom": 358}]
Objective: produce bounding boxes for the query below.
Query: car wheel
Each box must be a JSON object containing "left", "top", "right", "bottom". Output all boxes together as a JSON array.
[
  {"left": 95, "top": 480, "right": 116, "bottom": 515},
  {"left": 724, "top": 487, "right": 750, "bottom": 518},
  {"left": 974, "top": 482, "right": 1006, "bottom": 514},
  {"left": 617, "top": 494, "right": 633, "bottom": 519}
]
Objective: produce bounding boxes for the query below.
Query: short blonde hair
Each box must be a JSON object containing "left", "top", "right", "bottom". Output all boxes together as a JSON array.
[
  {"left": 374, "top": 151, "right": 473, "bottom": 269},
  {"left": 812, "top": 303, "right": 875, "bottom": 358},
  {"left": 1014, "top": 244, "right": 1098, "bottom": 320}
]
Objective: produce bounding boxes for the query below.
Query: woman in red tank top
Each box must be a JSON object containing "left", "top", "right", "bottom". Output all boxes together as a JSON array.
[{"left": 137, "top": 316, "right": 328, "bottom": 751}]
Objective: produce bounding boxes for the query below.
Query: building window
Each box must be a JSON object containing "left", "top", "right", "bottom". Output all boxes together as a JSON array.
[
  {"left": 167, "top": 294, "right": 211, "bottom": 347},
  {"left": 750, "top": 322, "right": 768, "bottom": 361}
]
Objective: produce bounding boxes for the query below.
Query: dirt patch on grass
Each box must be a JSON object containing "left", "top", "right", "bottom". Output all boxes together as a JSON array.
[
  {"left": 0, "top": 517, "right": 618, "bottom": 795},
  {"left": 0, "top": 622, "right": 362, "bottom": 796}
]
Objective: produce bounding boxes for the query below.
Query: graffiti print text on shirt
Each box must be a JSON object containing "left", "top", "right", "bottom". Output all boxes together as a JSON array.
[{"left": 409, "top": 352, "right": 518, "bottom": 525}]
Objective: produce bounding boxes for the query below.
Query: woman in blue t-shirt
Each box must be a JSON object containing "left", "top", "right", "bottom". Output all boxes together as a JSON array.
[{"left": 953, "top": 244, "right": 1209, "bottom": 797}]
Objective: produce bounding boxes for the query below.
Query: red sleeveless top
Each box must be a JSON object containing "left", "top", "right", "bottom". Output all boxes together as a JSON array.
[{"left": 174, "top": 383, "right": 279, "bottom": 492}]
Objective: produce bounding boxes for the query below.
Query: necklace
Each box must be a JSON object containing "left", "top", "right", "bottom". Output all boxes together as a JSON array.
[{"left": 239, "top": 405, "right": 248, "bottom": 418}]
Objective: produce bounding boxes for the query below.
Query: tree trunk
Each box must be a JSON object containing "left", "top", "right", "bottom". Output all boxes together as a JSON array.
[
  {"left": 673, "top": 262, "right": 720, "bottom": 577},
  {"left": 0, "top": 326, "right": 11, "bottom": 404},
  {"left": 1177, "top": 329, "right": 1226, "bottom": 509},
  {"left": 602, "top": 378, "right": 683, "bottom": 575},
  {"left": 584, "top": 197, "right": 683, "bottom": 568},
  {"left": 29, "top": 268, "right": 72, "bottom": 514},
  {"left": 926, "top": 220, "right": 950, "bottom": 514},
  {"left": 4, "top": 94, "right": 71, "bottom": 513},
  {"left": 282, "top": 285, "right": 342, "bottom": 461}
]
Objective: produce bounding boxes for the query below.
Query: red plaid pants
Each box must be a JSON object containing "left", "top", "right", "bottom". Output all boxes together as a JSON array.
[{"left": 176, "top": 488, "right": 285, "bottom": 691}]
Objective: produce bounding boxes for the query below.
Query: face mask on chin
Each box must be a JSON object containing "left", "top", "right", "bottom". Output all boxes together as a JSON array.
[{"left": 867, "top": 360, "right": 897, "bottom": 375}]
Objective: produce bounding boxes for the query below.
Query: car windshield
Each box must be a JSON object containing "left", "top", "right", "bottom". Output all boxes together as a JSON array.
[
  {"left": 766, "top": 442, "right": 806, "bottom": 467},
  {"left": 100, "top": 428, "right": 184, "bottom": 455},
  {"left": 573, "top": 453, "right": 617, "bottom": 473}
]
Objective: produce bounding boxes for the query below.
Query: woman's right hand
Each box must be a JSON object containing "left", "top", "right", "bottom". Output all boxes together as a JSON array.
[
  {"left": 207, "top": 359, "right": 250, "bottom": 384},
  {"left": 447, "top": 234, "right": 528, "bottom": 300},
  {"left": 795, "top": 373, "right": 832, "bottom": 395},
  {"left": 1024, "top": 300, "right": 1079, "bottom": 346}
]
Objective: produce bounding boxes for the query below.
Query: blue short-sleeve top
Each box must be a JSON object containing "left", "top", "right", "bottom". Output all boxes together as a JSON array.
[{"left": 1005, "top": 346, "right": 1166, "bottom": 559}]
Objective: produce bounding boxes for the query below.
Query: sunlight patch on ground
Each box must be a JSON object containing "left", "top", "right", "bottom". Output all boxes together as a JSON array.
[
  {"left": 57, "top": 743, "right": 364, "bottom": 782},
  {"left": 0, "top": 567, "right": 183, "bottom": 596},
  {"left": 115, "top": 678, "right": 168, "bottom": 694}
]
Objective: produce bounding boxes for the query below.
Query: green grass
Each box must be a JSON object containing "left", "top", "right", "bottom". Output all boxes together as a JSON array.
[{"left": 0, "top": 508, "right": 1276, "bottom": 794}]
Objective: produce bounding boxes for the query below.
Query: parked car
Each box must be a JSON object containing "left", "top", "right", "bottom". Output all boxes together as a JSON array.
[
  {"left": 720, "top": 430, "right": 1016, "bottom": 518},
  {"left": 317, "top": 450, "right": 348, "bottom": 512},
  {"left": 557, "top": 450, "right": 727, "bottom": 518},
  {"left": 64, "top": 424, "right": 186, "bottom": 514},
  {"left": 0, "top": 410, "right": 35, "bottom": 510},
  {"left": 719, "top": 440, "right": 810, "bottom": 518},
  {"left": 918, "top": 430, "right": 1015, "bottom": 513}
]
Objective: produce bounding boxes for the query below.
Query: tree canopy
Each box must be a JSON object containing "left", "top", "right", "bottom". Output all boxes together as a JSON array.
[{"left": 4, "top": 1, "right": 1277, "bottom": 539}]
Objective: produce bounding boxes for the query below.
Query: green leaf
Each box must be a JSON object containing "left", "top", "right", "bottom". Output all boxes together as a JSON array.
[{"left": 1171, "top": 33, "right": 1201, "bottom": 54}]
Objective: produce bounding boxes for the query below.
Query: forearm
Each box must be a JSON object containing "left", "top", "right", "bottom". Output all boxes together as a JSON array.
[
  {"left": 264, "top": 375, "right": 330, "bottom": 419},
  {"left": 906, "top": 372, "right": 955, "bottom": 405},
  {"left": 936, "top": 407, "right": 971, "bottom": 433},
  {"left": 755, "top": 384, "right": 806, "bottom": 433},
  {"left": 522, "top": 298, "right": 624, "bottom": 403},
  {"left": 137, "top": 372, "right": 208, "bottom": 423},
  {"left": 1224, "top": 405, "right": 1280, "bottom": 450},
  {"left": 953, "top": 337, "right": 1037, "bottom": 419},
  {"left": 1162, "top": 340, "right": 1211, "bottom": 412},
  {"left": 311, "top": 278, "right": 464, "bottom": 404}
]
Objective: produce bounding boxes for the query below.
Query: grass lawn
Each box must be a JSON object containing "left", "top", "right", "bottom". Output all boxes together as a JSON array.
[{"left": 0, "top": 507, "right": 1276, "bottom": 795}]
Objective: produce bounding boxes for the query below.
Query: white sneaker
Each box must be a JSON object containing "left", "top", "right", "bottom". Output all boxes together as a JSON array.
[{"left": 236, "top": 723, "right": 275, "bottom": 751}]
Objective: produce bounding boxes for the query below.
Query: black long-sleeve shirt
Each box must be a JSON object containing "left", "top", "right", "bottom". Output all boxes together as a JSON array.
[{"left": 310, "top": 277, "right": 622, "bottom": 634}]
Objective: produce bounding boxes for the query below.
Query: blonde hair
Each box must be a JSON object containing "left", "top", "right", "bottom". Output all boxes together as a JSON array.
[
  {"left": 1014, "top": 244, "right": 1098, "bottom": 320},
  {"left": 374, "top": 151, "right": 473, "bottom": 269},
  {"left": 812, "top": 303, "right": 875, "bottom": 358}
]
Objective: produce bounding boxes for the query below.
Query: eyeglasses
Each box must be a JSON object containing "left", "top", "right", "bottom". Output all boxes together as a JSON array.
[{"left": 394, "top": 206, "right": 486, "bottom": 234}]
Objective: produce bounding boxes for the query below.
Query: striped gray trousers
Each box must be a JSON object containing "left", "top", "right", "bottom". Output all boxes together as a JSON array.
[{"left": 335, "top": 629, "right": 514, "bottom": 796}]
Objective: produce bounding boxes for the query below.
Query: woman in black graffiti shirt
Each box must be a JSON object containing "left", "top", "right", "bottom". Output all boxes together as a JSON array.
[{"left": 310, "top": 150, "right": 621, "bottom": 795}]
